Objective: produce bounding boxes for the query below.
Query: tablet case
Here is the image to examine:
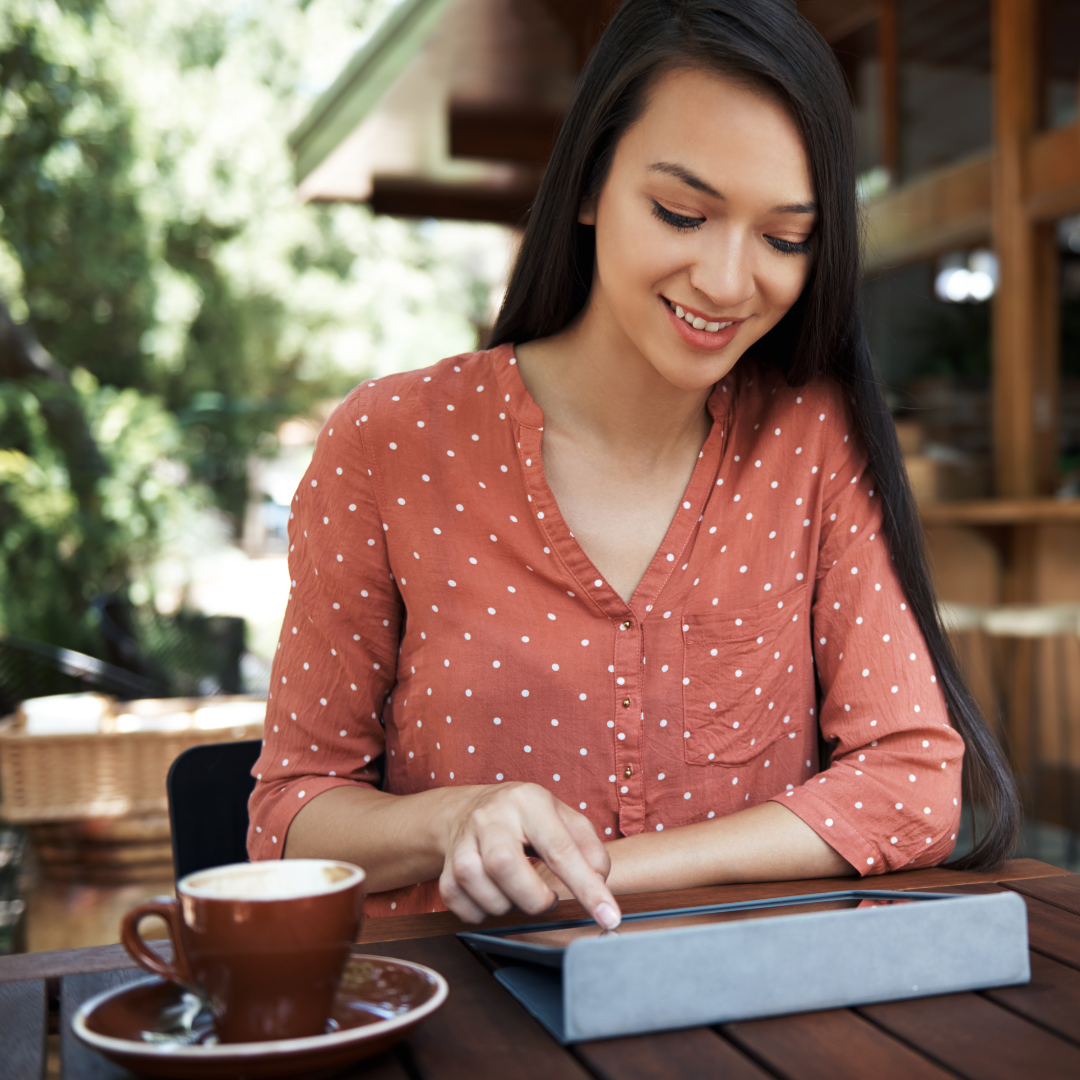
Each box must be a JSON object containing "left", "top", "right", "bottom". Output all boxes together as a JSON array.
[{"left": 462, "top": 890, "right": 1030, "bottom": 1043}]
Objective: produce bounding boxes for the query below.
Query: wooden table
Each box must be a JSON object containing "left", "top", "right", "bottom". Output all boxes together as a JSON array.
[{"left": 4, "top": 858, "right": 1080, "bottom": 1079}]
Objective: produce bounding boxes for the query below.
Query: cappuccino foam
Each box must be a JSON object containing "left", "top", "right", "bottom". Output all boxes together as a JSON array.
[{"left": 181, "top": 859, "right": 361, "bottom": 900}]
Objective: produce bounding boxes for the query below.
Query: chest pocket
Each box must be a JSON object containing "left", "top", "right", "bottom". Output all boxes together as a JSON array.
[{"left": 681, "top": 583, "right": 808, "bottom": 766}]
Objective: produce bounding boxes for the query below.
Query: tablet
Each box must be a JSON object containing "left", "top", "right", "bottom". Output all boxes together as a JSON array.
[{"left": 459, "top": 889, "right": 946, "bottom": 968}]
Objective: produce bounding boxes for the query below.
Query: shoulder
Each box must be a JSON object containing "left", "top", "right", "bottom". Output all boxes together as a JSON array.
[
  {"left": 317, "top": 346, "right": 508, "bottom": 450},
  {"left": 734, "top": 361, "right": 853, "bottom": 443},
  {"left": 342, "top": 346, "right": 508, "bottom": 435}
]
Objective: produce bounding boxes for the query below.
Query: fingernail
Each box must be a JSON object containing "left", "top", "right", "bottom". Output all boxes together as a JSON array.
[{"left": 595, "top": 901, "right": 620, "bottom": 930}]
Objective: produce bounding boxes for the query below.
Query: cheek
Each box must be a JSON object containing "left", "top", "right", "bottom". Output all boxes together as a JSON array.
[{"left": 762, "top": 260, "right": 811, "bottom": 316}]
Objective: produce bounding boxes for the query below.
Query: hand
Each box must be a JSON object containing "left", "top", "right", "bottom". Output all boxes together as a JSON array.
[{"left": 438, "top": 782, "right": 621, "bottom": 929}]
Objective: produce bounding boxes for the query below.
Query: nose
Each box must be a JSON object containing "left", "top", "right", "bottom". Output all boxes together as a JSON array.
[{"left": 688, "top": 226, "right": 755, "bottom": 311}]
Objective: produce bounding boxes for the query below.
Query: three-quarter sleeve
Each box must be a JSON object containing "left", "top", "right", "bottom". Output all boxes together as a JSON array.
[
  {"left": 771, "top": 398, "right": 964, "bottom": 874},
  {"left": 247, "top": 387, "right": 403, "bottom": 859}
]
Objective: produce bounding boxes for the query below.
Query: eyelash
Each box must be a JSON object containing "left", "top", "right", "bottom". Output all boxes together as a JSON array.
[
  {"left": 652, "top": 200, "right": 811, "bottom": 255},
  {"left": 651, "top": 201, "right": 703, "bottom": 231},
  {"left": 767, "top": 236, "right": 811, "bottom": 257}
]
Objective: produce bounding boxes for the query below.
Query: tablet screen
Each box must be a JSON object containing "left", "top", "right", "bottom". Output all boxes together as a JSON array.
[{"left": 497, "top": 896, "right": 913, "bottom": 950}]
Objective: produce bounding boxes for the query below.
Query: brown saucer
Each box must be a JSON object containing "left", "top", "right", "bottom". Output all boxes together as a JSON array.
[{"left": 73, "top": 954, "right": 448, "bottom": 1079}]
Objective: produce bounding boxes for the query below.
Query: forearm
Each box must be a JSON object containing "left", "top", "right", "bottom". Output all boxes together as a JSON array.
[
  {"left": 283, "top": 783, "right": 475, "bottom": 893},
  {"left": 284, "top": 780, "right": 622, "bottom": 928},
  {"left": 555, "top": 802, "right": 854, "bottom": 897}
]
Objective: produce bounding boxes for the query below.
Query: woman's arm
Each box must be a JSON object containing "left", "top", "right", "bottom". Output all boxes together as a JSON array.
[
  {"left": 285, "top": 780, "right": 623, "bottom": 928},
  {"left": 539, "top": 801, "right": 854, "bottom": 899}
]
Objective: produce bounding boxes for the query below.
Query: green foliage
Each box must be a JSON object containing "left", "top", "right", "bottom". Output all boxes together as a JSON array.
[
  {"left": 0, "top": 370, "right": 202, "bottom": 651},
  {"left": 0, "top": 0, "right": 156, "bottom": 389},
  {"left": 0, "top": 0, "right": 511, "bottom": 650}
]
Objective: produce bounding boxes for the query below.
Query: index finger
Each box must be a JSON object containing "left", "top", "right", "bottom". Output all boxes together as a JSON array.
[{"left": 524, "top": 810, "right": 621, "bottom": 929}]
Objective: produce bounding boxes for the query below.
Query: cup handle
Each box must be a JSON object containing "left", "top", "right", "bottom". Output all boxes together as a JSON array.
[{"left": 120, "top": 898, "right": 194, "bottom": 985}]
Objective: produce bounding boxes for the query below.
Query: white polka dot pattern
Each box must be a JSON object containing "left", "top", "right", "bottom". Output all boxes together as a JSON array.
[{"left": 249, "top": 345, "right": 963, "bottom": 918}]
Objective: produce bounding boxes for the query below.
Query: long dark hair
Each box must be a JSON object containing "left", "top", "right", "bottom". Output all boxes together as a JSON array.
[{"left": 490, "top": 0, "right": 1021, "bottom": 870}]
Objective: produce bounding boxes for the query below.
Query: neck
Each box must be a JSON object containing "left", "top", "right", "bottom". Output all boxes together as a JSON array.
[{"left": 514, "top": 296, "right": 713, "bottom": 464}]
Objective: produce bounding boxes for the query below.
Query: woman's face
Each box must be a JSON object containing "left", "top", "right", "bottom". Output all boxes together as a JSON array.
[{"left": 581, "top": 67, "right": 817, "bottom": 392}]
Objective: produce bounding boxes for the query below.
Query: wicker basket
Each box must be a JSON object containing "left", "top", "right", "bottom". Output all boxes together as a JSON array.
[{"left": 0, "top": 695, "right": 264, "bottom": 824}]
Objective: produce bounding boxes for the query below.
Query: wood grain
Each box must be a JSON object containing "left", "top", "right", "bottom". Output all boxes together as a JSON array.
[
  {"left": 354, "top": 859, "right": 1070, "bottom": 945},
  {"left": 0, "top": 977, "right": 46, "bottom": 1080},
  {"left": 992, "top": 0, "right": 1042, "bottom": 497},
  {"left": 0, "top": 862, "right": 1068, "bottom": 981},
  {"left": 359, "top": 936, "right": 593, "bottom": 1080},
  {"left": 723, "top": 1008, "right": 959, "bottom": 1080},
  {"left": 575, "top": 1028, "right": 772, "bottom": 1080},
  {"left": 985, "top": 952, "right": 1080, "bottom": 1048},
  {"left": 59, "top": 968, "right": 147, "bottom": 1080},
  {"left": 859, "top": 993, "right": 1080, "bottom": 1080},
  {"left": 0, "top": 939, "right": 172, "bottom": 987},
  {"left": 1004, "top": 873, "right": 1080, "bottom": 918},
  {"left": 1020, "top": 893, "right": 1080, "bottom": 972}
]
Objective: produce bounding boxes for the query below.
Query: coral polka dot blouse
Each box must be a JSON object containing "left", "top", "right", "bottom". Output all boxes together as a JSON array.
[{"left": 249, "top": 344, "right": 964, "bottom": 916}]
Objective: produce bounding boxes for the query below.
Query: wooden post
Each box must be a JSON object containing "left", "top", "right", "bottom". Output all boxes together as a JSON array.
[
  {"left": 992, "top": 0, "right": 1043, "bottom": 497},
  {"left": 1034, "top": 222, "right": 1061, "bottom": 493},
  {"left": 878, "top": 0, "right": 899, "bottom": 181}
]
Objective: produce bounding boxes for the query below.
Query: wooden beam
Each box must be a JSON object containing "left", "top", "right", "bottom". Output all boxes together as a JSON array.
[
  {"left": 918, "top": 498, "right": 1080, "bottom": 526},
  {"left": 862, "top": 153, "right": 992, "bottom": 272},
  {"left": 1026, "top": 121, "right": 1080, "bottom": 221},
  {"left": 449, "top": 103, "right": 563, "bottom": 166},
  {"left": 366, "top": 176, "right": 539, "bottom": 225},
  {"left": 992, "top": 0, "right": 1041, "bottom": 497}
]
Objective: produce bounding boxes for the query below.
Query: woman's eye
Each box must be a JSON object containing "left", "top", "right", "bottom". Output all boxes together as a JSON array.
[
  {"left": 766, "top": 235, "right": 811, "bottom": 256},
  {"left": 652, "top": 201, "right": 704, "bottom": 232}
]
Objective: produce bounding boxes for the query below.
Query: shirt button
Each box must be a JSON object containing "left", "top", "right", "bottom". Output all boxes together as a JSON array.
[
  {"left": 624, "top": 765, "right": 633, "bottom": 778},
  {"left": 622, "top": 698, "right": 631, "bottom": 708},
  {"left": 621, "top": 619, "right": 632, "bottom": 629}
]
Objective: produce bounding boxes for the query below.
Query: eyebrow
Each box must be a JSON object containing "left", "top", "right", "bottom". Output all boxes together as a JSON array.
[{"left": 647, "top": 161, "right": 817, "bottom": 215}]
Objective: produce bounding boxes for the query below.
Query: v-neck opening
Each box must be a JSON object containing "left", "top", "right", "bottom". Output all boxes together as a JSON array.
[{"left": 492, "top": 344, "right": 734, "bottom": 622}]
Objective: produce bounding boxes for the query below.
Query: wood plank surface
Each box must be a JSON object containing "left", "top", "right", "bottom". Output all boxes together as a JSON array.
[
  {"left": 59, "top": 969, "right": 147, "bottom": 1080},
  {"left": 0, "top": 977, "right": 46, "bottom": 1080},
  {"left": 359, "top": 936, "right": 594, "bottom": 1080},
  {"left": 859, "top": 993, "right": 1080, "bottom": 1080},
  {"left": 353, "top": 859, "right": 1070, "bottom": 945},
  {"left": 1005, "top": 873, "right": 1080, "bottom": 917},
  {"left": 985, "top": 952, "right": 1080, "bottom": 1048},
  {"left": 574, "top": 1028, "right": 773, "bottom": 1080},
  {"left": 1020, "top": 893, "right": 1080, "bottom": 972},
  {"left": 0, "top": 860, "right": 1065, "bottom": 981},
  {"left": 722, "top": 1008, "right": 959, "bottom": 1080},
  {"left": 0, "top": 939, "right": 172, "bottom": 986}
]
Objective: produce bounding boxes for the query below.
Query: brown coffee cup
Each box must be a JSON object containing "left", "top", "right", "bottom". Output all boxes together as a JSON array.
[{"left": 120, "top": 859, "right": 365, "bottom": 1043}]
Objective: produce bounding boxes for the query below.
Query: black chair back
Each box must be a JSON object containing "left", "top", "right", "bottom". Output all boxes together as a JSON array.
[{"left": 167, "top": 739, "right": 262, "bottom": 882}]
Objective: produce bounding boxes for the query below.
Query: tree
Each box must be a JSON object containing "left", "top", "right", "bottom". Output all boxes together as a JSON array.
[{"left": 0, "top": 0, "right": 511, "bottom": 650}]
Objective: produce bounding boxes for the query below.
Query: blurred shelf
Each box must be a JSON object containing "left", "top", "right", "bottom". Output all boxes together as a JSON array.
[{"left": 919, "top": 498, "right": 1080, "bottom": 525}]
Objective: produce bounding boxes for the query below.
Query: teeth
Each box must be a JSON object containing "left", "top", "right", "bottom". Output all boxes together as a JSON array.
[{"left": 675, "top": 304, "right": 738, "bottom": 332}]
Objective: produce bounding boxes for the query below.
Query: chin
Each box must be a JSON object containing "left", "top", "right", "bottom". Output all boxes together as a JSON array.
[{"left": 656, "top": 348, "right": 744, "bottom": 392}]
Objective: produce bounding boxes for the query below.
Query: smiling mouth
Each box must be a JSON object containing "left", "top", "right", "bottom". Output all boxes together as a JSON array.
[{"left": 663, "top": 297, "right": 743, "bottom": 333}]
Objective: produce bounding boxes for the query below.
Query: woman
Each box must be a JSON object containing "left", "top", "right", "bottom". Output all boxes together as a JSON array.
[{"left": 248, "top": 0, "right": 1020, "bottom": 930}]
